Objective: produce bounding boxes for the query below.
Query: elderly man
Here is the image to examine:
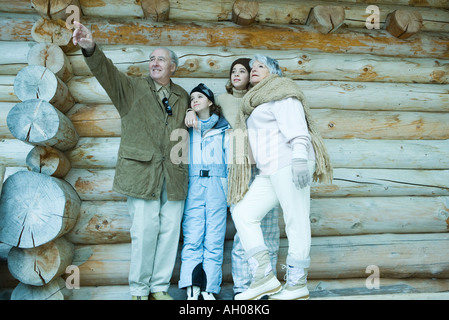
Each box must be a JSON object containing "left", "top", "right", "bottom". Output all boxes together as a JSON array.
[{"left": 73, "top": 22, "right": 189, "bottom": 300}]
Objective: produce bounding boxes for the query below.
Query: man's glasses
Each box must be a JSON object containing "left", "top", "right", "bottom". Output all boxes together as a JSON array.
[{"left": 162, "top": 97, "right": 172, "bottom": 116}]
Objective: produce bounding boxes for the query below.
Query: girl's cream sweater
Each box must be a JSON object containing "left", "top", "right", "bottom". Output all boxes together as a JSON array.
[{"left": 216, "top": 88, "right": 247, "bottom": 129}]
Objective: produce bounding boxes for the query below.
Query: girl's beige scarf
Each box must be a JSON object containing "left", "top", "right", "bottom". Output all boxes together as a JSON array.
[{"left": 227, "top": 74, "right": 333, "bottom": 204}]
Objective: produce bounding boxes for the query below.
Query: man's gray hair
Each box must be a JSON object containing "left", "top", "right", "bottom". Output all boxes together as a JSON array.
[{"left": 250, "top": 54, "right": 282, "bottom": 77}]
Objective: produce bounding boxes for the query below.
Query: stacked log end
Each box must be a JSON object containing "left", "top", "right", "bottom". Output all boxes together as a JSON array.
[
  {"left": 232, "top": 0, "right": 259, "bottom": 26},
  {"left": 385, "top": 9, "right": 423, "bottom": 39},
  {"left": 0, "top": 1, "right": 82, "bottom": 300},
  {"left": 141, "top": 0, "right": 170, "bottom": 22},
  {"left": 306, "top": 5, "right": 346, "bottom": 34}
]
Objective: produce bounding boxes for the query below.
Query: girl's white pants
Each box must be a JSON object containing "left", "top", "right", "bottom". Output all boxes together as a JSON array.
[{"left": 232, "top": 161, "right": 315, "bottom": 268}]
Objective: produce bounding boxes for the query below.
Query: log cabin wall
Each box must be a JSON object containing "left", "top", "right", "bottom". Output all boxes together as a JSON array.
[{"left": 1, "top": 0, "right": 449, "bottom": 300}]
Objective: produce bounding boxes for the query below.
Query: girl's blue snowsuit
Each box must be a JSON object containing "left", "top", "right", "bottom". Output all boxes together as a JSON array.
[{"left": 179, "top": 116, "right": 230, "bottom": 294}]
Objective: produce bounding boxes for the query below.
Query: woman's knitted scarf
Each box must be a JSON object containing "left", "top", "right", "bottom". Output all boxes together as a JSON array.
[{"left": 227, "top": 74, "right": 333, "bottom": 204}]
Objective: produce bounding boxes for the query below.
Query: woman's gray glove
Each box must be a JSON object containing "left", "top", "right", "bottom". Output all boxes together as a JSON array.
[{"left": 292, "top": 158, "right": 310, "bottom": 189}]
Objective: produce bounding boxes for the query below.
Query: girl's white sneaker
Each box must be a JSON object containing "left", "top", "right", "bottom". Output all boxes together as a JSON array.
[
  {"left": 201, "top": 292, "right": 216, "bottom": 300},
  {"left": 186, "top": 286, "right": 200, "bottom": 300}
]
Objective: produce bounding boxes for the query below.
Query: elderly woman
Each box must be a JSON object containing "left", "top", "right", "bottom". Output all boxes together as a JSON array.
[{"left": 229, "top": 55, "right": 332, "bottom": 300}]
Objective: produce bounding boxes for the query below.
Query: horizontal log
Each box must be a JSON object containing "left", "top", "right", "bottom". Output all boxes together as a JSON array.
[
  {"left": 64, "top": 137, "right": 449, "bottom": 169},
  {"left": 164, "top": 0, "right": 449, "bottom": 33},
  {"left": 39, "top": 0, "right": 449, "bottom": 22},
  {"left": 2, "top": 13, "right": 449, "bottom": 59},
  {"left": 3, "top": 73, "right": 449, "bottom": 112},
  {"left": 0, "top": 13, "right": 38, "bottom": 42},
  {"left": 0, "top": 42, "right": 34, "bottom": 75},
  {"left": 65, "top": 201, "right": 131, "bottom": 244},
  {"left": 330, "top": 0, "right": 449, "bottom": 8},
  {"left": 319, "top": 292, "right": 449, "bottom": 300},
  {"left": 4, "top": 163, "right": 449, "bottom": 201},
  {"left": 52, "top": 167, "right": 449, "bottom": 200},
  {"left": 65, "top": 76, "right": 449, "bottom": 112},
  {"left": 0, "top": 76, "right": 20, "bottom": 103},
  {"left": 4, "top": 41, "right": 449, "bottom": 84},
  {"left": 83, "top": 17, "right": 449, "bottom": 59},
  {"left": 66, "top": 45, "right": 449, "bottom": 84},
  {"left": 65, "top": 103, "right": 449, "bottom": 140},
  {"left": 325, "top": 139, "right": 449, "bottom": 169},
  {"left": 4, "top": 138, "right": 448, "bottom": 171},
  {"left": 64, "top": 195, "right": 449, "bottom": 244},
  {"left": 0, "top": 103, "right": 15, "bottom": 138},
  {"left": 66, "top": 104, "right": 121, "bottom": 137},
  {"left": 0, "top": 140, "right": 33, "bottom": 167},
  {"left": 73, "top": 233, "right": 449, "bottom": 286},
  {"left": 61, "top": 0, "right": 449, "bottom": 33},
  {"left": 65, "top": 278, "right": 449, "bottom": 300}
]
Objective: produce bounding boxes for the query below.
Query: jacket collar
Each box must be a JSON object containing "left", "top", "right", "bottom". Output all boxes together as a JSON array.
[{"left": 147, "top": 77, "right": 181, "bottom": 108}]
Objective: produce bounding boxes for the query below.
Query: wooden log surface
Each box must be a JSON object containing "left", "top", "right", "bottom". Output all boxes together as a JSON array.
[
  {"left": 82, "top": 17, "right": 449, "bottom": 59},
  {"left": 2, "top": 13, "right": 449, "bottom": 59},
  {"left": 2, "top": 71, "right": 449, "bottom": 112},
  {"left": 48, "top": 0, "right": 449, "bottom": 33},
  {"left": 0, "top": 166, "right": 4, "bottom": 196},
  {"left": 65, "top": 278, "right": 449, "bottom": 300},
  {"left": 1, "top": 0, "right": 432, "bottom": 21},
  {"left": 0, "top": 140, "right": 33, "bottom": 168},
  {"left": 0, "top": 42, "right": 35, "bottom": 75},
  {"left": 13, "top": 65, "right": 75, "bottom": 113},
  {"left": 31, "top": 0, "right": 81, "bottom": 21},
  {"left": 385, "top": 8, "right": 423, "bottom": 39},
  {"left": 67, "top": 45, "right": 449, "bottom": 84},
  {"left": 10, "top": 277, "right": 68, "bottom": 300},
  {"left": 26, "top": 146, "right": 72, "bottom": 178},
  {"left": 0, "top": 171, "right": 80, "bottom": 248},
  {"left": 141, "top": 0, "right": 170, "bottom": 21},
  {"left": 27, "top": 43, "right": 74, "bottom": 83},
  {"left": 306, "top": 5, "right": 345, "bottom": 34},
  {"left": 64, "top": 195, "right": 449, "bottom": 244},
  {"left": 66, "top": 77, "right": 449, "bottom": 112},
  {"left": 8, "top": 237, "right": 75, "bottom": 286},
  {"left": 31, "top": 17, "right": 79, "bottom": 53},
  {"left": 7, "top": 99, "right": 79, "bottom": 151},
  {"left": 62, "top": 137, "right": 449, "bottom": 170},
  {"left": 4, "top": 42, "right": 449, "bottom": 84},
  {"left": 45, "top": 167, "right": 449, "bottom": 200},
  {"left": 232, "top": 0, "right": 259, "bottom": 26},
  {"left": 3, "top": 74, "right": 448, "bottom": 112},
  {"left": 2, "top": 137, "right": 448, "bottom": 171},
  {"left": 63, "top": 103, "right": 449, "bottom": 140},
  {"left": 72, "top": 233, "right": 449, "bottom": 286}
]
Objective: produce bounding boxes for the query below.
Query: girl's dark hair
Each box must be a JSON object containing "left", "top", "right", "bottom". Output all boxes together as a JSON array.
[{"left": 210, "top": 102, "right": 222, "bottom": 117}]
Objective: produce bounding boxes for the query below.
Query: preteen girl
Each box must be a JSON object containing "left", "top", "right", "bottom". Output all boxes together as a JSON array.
[{"left": 179, "top": 83, "right": 230, "bottom": 300}]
